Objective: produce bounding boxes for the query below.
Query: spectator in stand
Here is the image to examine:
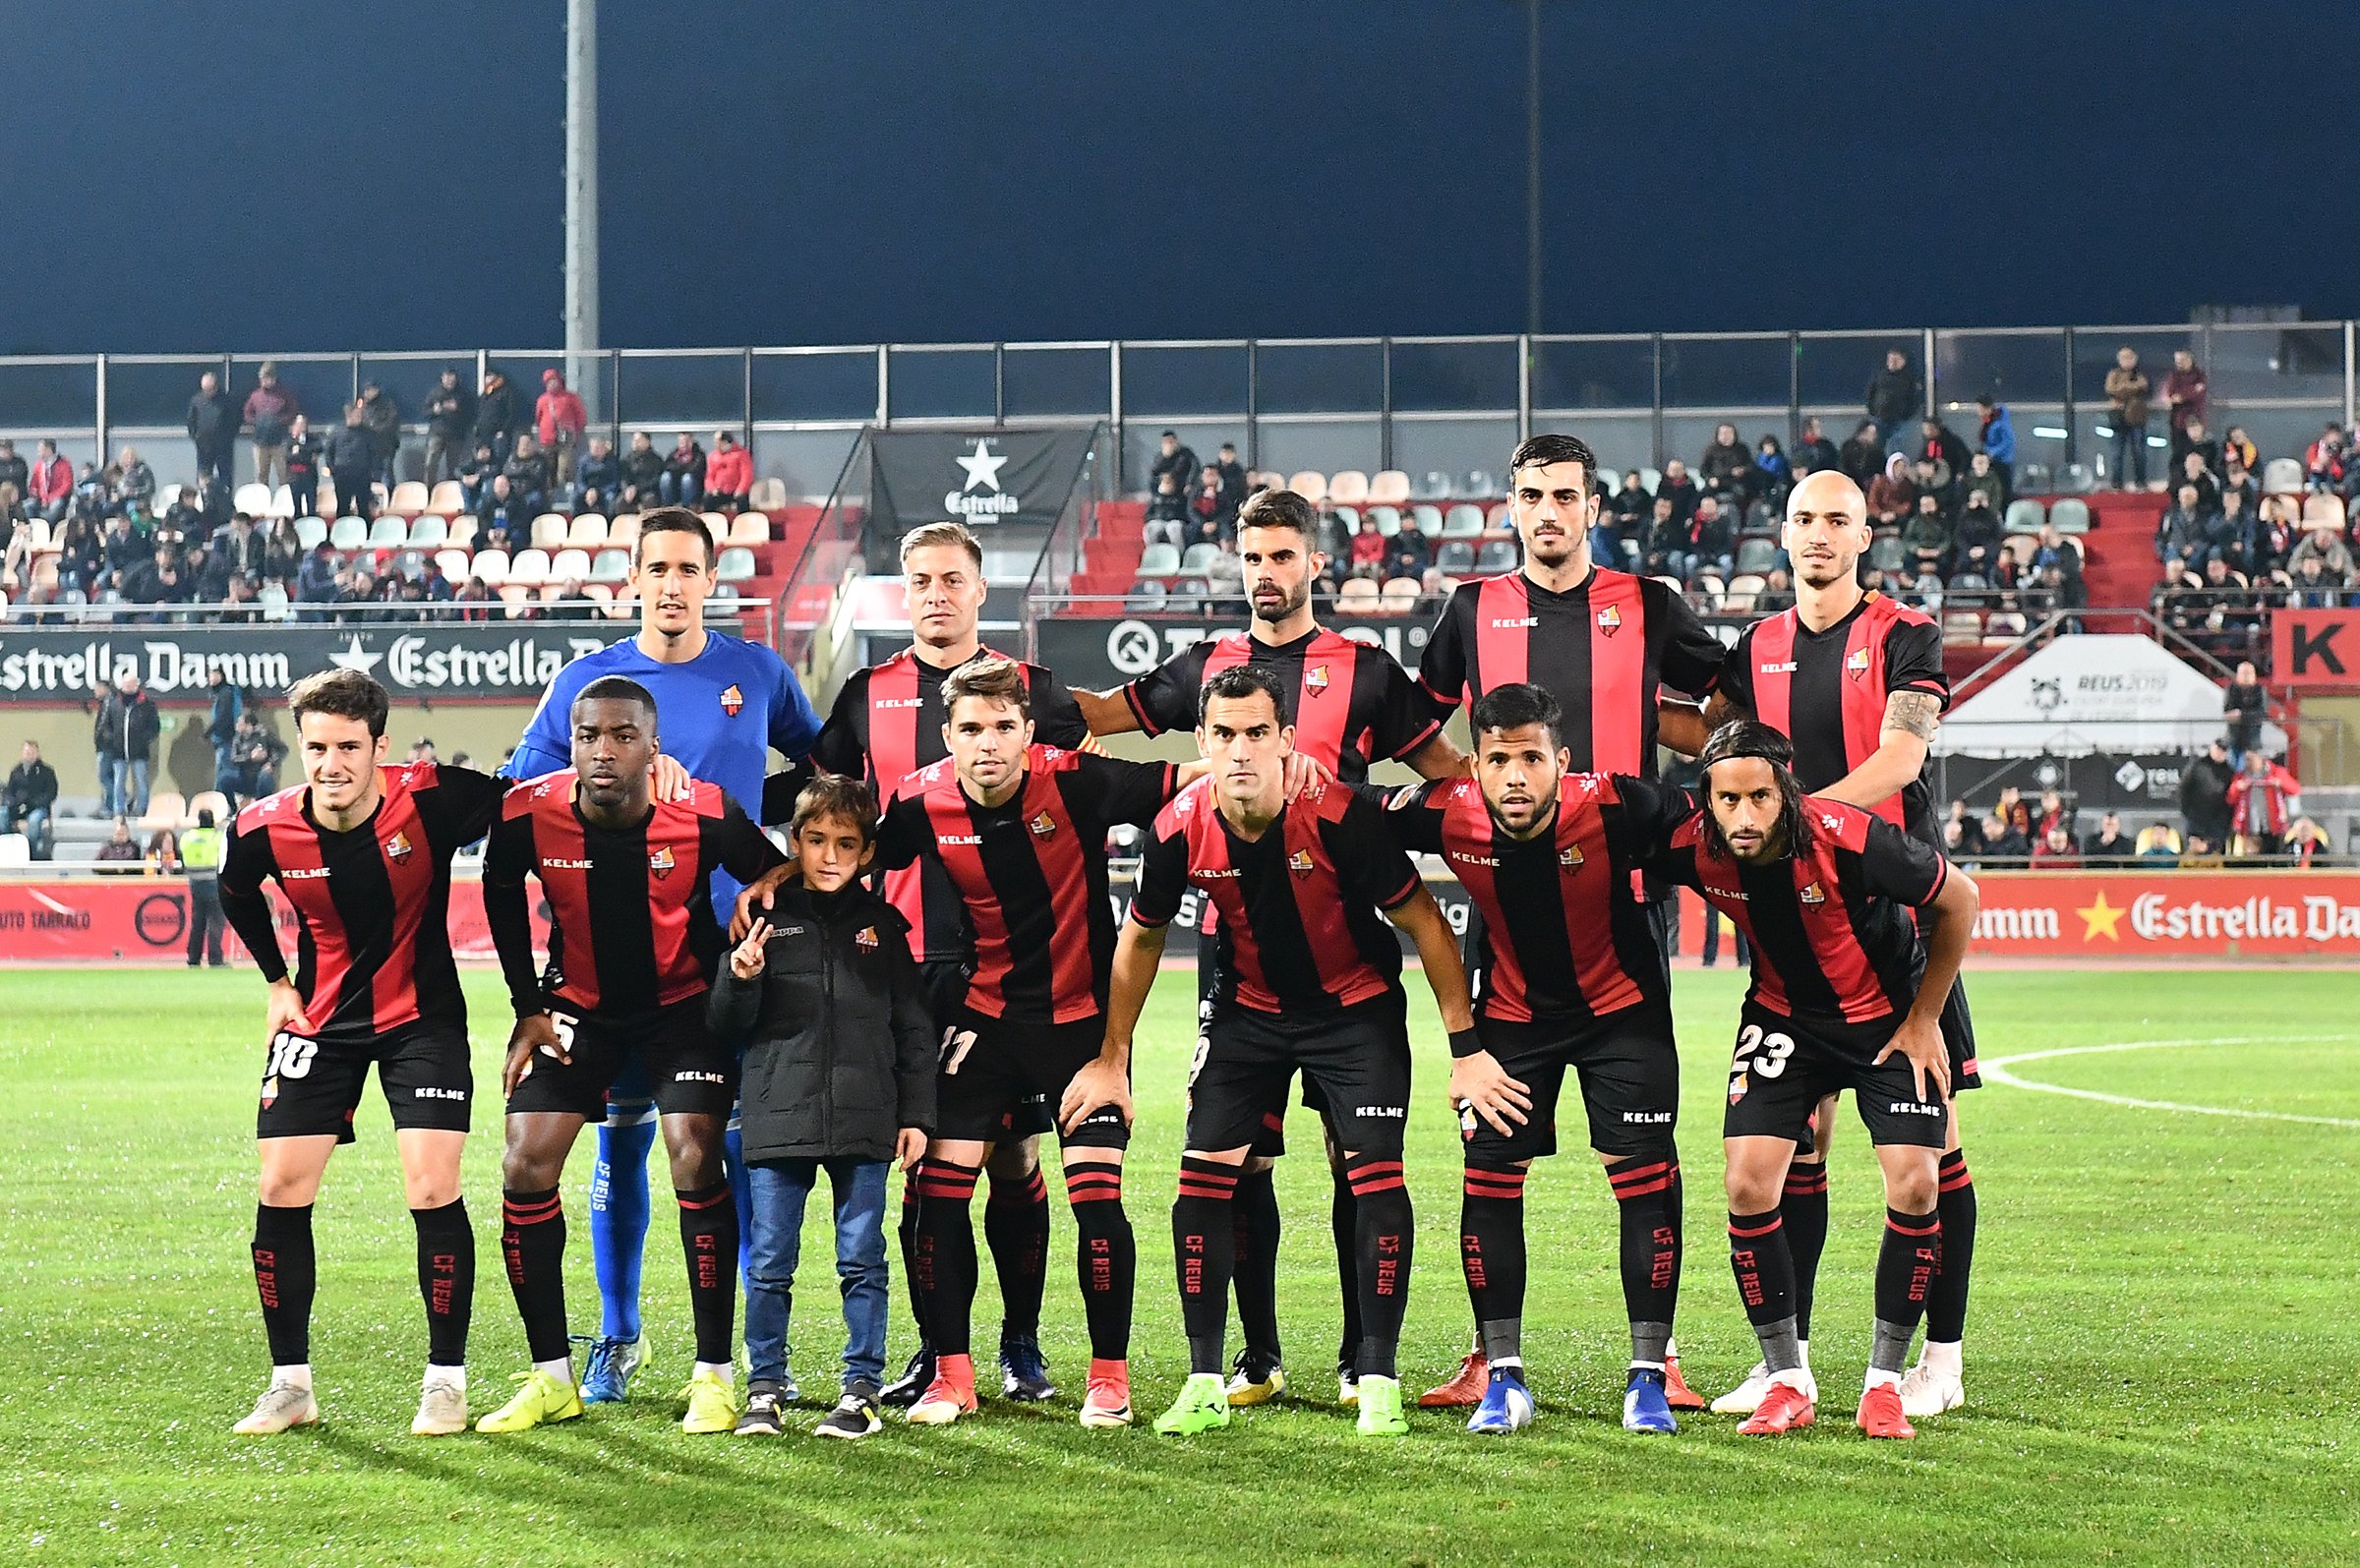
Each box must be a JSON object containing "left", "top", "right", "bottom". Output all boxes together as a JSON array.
[
  {"left": 2222, "top": 660, "right": 2267, "bottom": 764},
  {"left": 93, "top": 671, "right": 159, "bottom": 817},
  {"left": 93, "top": 817, "right": 142, "bottom": 873},
  {"left": 115, "top": 445, "right": 156, "bottom": 515},
  {"left": 198, "top": 667, "right": 244, "bottom": 787},
  {"left": 1940, "top": 818, "right": 1977, "bottom": 869},
  {"left": 575, "top": 436, "right": 620, "bottom": 512},
  {"left": 2105, "top": 347, "right": 2152, "bottom": 490},
  {"left": 1753, "top": 565, "right": 1795, "bottom": 612},
  {"left": 1211, "top": 442, "right": 1249, "bottom": 510},
  {"left": 0, "top": 490, "right": 29, "bottom": 591},
  {"left": 2220, "top": 454, "right": 2258, "bottom": 514},
  {"left": 1588, "top": 507, "right": 1628, "bottom": 572},
  {"left": 2135, "top": 824, "right": 2181, "bottom": 863},
  {"left": 458, "top": 442, "right": 498, "bottom": 516},
  {"left": 294, "top": 543, "right": 339, "bottom": 618},
  {"left": 100, "top": 511, "right": 146, "bottom": 583},
  {"left": 660, "top": 431, "right": 706, "bottom": 507},
  {"left": 704, "top": 431, "right": 753, "bottom": 512},
  {"left": 475, "top": 365, "right": 520, "bottom": 459},
  {"left": 2175, "top": 418, "right": 2219, "bottom": 483},
  {"left": 2193, "top": 556, "right": 2260, "bottom": 655},
  {"left": 1838, "top": 418, "right": 1884, "bottom": 488},
  {"left": 424, "top": 366, "right": 476, "bottom": 483},
  {"left": 1608, "top": 468, "right": 1652, "bottom": 531},
  {"left": 210, "top": 511, "right": 265, "bottom": 585},
  {"left": 2033, "top": 788, "right": 2071, "bottom": 839},
  {"left": 1684, "top": 494, "right": 1735, "bottom": 582},
  {"left": 481, "top": 474, "right": 528, "bottom": 544},
  {"left": 1911, "top": 456, "right": 1952, "bottom": 519},
  {"left": 1386, "top": 517, "right": 1432, "bottom": 582},
  {"left": 261, "top": 517, "right": 302, "bottom": 585},
  {"left": 1981, "top": 811, "right": 2030, "bottom": 859},
  {"left": 1918, "top": 416, "right": 1969, "bottom": 494},
  {"left": 2177, "top": 450, "right": 2220, "bottom": 517},
  {"left": 187, "top": 372, "right": 237, "bottom": 494},
  {"left": 223, "top": 710, "right": 286, "bottom": 803},
  {"left": 1753, "top": 435, "right": 1791, "bottom": 508},
  {"left": 536, "top": 371, "right": 589, "bottom": 486},
  {"left": 548, "top": 577, "right": 597, "bottom": 618},
  {"left": 1202, "top": 539, "right": 1245, "bottom": 610},
  {"left": 1639, "top": 494, "right": 1683, "bottom": 578},
  {"left": 2155, "top": 483, "right": 2214, "bottom": 573},
  {"left": 2082, "top": 811, "right": 2135, "bottom": 866},
  {"left": 503, "top": 434, "right": 554, "bottom": 516},
  {"left": 160, "top": 482, "right": 207, "bottom": 546},
  {"left": 1953, "top": 488, "right": 2003, "bottom": 581},
  {"left": 2031, "top": 823, "right": 2082, "bottom": 868},
  {"left": 2284, "top": 816, "right": 2331, "bottom": 867},
  {"left": 4, "top": 740, "right": 58, "bottom": 859},
  {"left": 1903, "top": 492, "right": 1952, "bottom": 577},
  {"left": 1965, "top": 451, "right": 2007, "bottom": 515},
  {"left": 1865, "top": 348, "right": 1920, "bottom": 446},
  {"left": 451, "top": 576, "right": 497, "bottom": 620},
  {"left": 218, "top": 575, "right": 262, "bottom": 622},
  {"left": 1794, "top": 416, "right": 1840, "bottom": 476},
  {"left": 359, "top": 382, "right": 401, "bottom": 490},
  {"left": 2286, "top": 553, "right": 2350, "bottom": 608},
  {"left": 1976, "top": 393, "right": 2015, "bottom": 488},
  {"left": 2288, "top": 521, "right": 2353, "bottom": 580},
  {"left": 1699, "top": 423, "right": 1754, "bottom": 504},
  {"left": 2224, "top": 491, "right": 2284, "bottom": 576},
  {"left": 53, "top": 515, "right": 100, "bottom": 595},
  {"left": 1144, "top": 472, "right": 1188, "bottom": 548},
  {"left": 1942, "top": 798, "right": 1985, "bottom": 856},
  {"left": 2303, "top": 423, "right": 2345, "bottom": 492},
  {"left": 334, "top": 567, "right": 382, "bottom": 621},
  {"left": 1990, "top": 784, "right": 2032, "bottom": 840},
  {"left": 325, "top": 403, "right": 377, "bottom": 522},
  {"left": 620, "top": 430, "right": 664, "bottom": 512},
  {"left": 1150, "top": 431, "right": 1199, "bottom": 498},
  {"left": 1889, "top": 561, "right": 1942, "bottom": 614},
  {"left": 124, "top": 545, "right": 195, "bottom": 610},
  {"left": 1654, "top": 458, "right": 1698, "bottom": 523},
  {"left": 1346, "top": 514, "right": 1386, "bottom": 579},
  {"left": 284, "top": 413, "right": 324, "bottom": 520},
  {"left": 1190, "top": 465, "right": 1235, "bottom": 545},
  {"left": 2179, "top": 736, "right": 2235, "bottom": 848},
  {"left": 1867, "top": 452, "right": 1916, "bottom": 528},
  {"left": 242, "top": 363, "right": 299, "bottom": 488},
  {"left": 2224, "top": 748, "right": 2298, "bottom": 856},
  {"left": 28, "top": 439, "right": 71, "bottom": 524},
  {"left": 0, "top": 439, "right": 25, "bottom": 499},
  {"left": 2162, "top": 348, "right": 2208, "bottom": 456}
]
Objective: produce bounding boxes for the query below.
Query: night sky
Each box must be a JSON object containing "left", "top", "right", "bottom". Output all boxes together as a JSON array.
[{"left": 4, "top": 0, "right": 2349, "bottom": 354}]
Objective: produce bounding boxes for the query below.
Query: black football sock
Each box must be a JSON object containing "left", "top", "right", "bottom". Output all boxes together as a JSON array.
[
  {"left": 1062, "top": 1158, "right": 1134, "bottom": 1363},
  {"left": 1609, "top": 1152, "right": 1682, "bottom": 1367},
  {"left": 1871, "top": 1206, "right": 1941, "bottom": 1374},
  {"left": 1230, "top": 1166, "right": 1283, "bottom": 1364},
  {"left": 1174, "top": 1157, "right": 1240, "bottom": 1374},
  {"left": 676, "top": 1182, "right": 738, "bottom": 1367},
  {"left": 501, "top": 1187, "right": 571, "bottom": 1365},
  {"left": 252, "top": 1202, "right": 317, "bottom": 1367},
  {"left": 1329, "top": 1164, "right": 1364, "bottom": 1374},
  {"left": 1728, "top": 1208, "right": 1801, "bottom": 1374},
  {"left": 1781, "top": 1161, "right": 1830, "bottom": 1343},
  {"left": 1345, "top": 1152, "right": 1413, "bottom": 1381},
  {"left": 1925, "top": 1149, "right": 1977, "bottom": 1345},
  {"left": 1459, "top": 1159, "right": 1528, "bottom": 1367},
  {"left": 411, "top": 1199, "right": 474, "bottom": 1369},
  {"left": 985, "top": 1165, "right": 1050, "bottom": 1344},
  {"left": 911, "top": 1158, "right": 980, "bottom": 1358},
  {"left": 896, "top": 1182, "right": 930, "bottom": 1348}
]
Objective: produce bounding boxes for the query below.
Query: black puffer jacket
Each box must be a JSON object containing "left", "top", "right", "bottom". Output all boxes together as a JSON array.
[{"left": 708, "top": 878, "right": 935, "bottom": 1164}]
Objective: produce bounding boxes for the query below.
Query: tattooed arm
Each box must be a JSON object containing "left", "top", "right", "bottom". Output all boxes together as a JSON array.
[{"left": 1820, "top": 689, "right": 1943, "bottom": 813}]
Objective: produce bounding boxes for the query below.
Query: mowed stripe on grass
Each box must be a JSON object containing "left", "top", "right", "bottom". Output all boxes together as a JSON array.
[{"left": 0, "top": 966, "right": 2355, "bottom": 1565}]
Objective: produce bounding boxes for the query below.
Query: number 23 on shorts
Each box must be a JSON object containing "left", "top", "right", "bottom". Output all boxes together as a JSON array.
[{"left": 1728, "top": 1021, "right": 1795, "bottom": 1099}]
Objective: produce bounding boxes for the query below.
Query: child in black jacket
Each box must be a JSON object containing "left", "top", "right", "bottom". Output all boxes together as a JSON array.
[{"left": 710, "top": 776, "right": 933, "bottom": 1439}]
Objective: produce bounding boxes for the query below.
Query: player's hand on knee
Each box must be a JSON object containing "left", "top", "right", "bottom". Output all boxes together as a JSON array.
[
  {"left": 1449, "top": 1050, "right": 1531, "bottom": 1136},
  {"left": 264, "top": 978, "right": 306, "bottom": 1040},
  {"left": 1874, "top": 1016, "right": 1950, "bottom": 1104},
  {"left": 503, "top": 1014, "right": 566, "bottom": 1096},
  {"left": 1059, "top": 1059, "right": 1131, "bottom": 1134},
  {"left": 729, "top": 918, "right": 772, "bottom": 980}
]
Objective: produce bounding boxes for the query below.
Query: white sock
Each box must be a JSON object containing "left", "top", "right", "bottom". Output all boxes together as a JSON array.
[
  {"left": 272, "top": 1363, "right": 314, "bottom": 1392},
  {"left": 533, "top": 1357, "right": 573, "bottom": 1386},
  {"left": 1919, "top": 1339, "right": 1963, "bottom": 1373},
  {"left": 1797, "top": 1339, "right": 1811, "bottom": 1370},
  {"left": 1864, "top": 1366, "right": 1903, "bottom": 1391},
  {"left": 1664, "top": 1335, "right": 1681, "bottom": 1360},
  {"left": 425, "top": 1365, "right": 466, "bottom": 1393},
  {"left": 1488, "top": 1356, "right": 1524, "bottom": 1373},
  {"left": 693, "top": 1360, "right": 734, "bottom": 1384},
  {"left": 1629, "top": 1360, "right": 1665, "bottom": 1374},
  {"left": 1769, "top": 1366, "right": 1812, "bottom": 1391}
]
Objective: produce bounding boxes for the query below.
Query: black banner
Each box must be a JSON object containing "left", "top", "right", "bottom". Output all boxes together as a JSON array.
[
  {"left": 0, "top": 623, "right": 622, "bottom": 702},
  {"left": 865, "top": 427, "right": 1095, "bottom": 571},
  {"left": 1928, "top": 751, "right": 2198, "bottom": 814}
]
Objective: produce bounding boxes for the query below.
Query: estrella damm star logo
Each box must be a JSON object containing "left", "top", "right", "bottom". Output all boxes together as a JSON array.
[{"left": 2077, "top": 890, "right": 2125, "bottom": 940}]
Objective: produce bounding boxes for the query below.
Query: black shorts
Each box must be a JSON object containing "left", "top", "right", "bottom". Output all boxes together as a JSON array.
[
  {"left": 1462, "top": 1003, "right": 1680, "bottom": 1164},
  {"left": 1722, "top": 1001, "right": 1950, "bottom": 1149},
  {"left": 936, "top": 1010, "right": 1128, "bottom": 1150},
  {"left": 1938, "top": 972, "right": 1981, "bottom": 1092},
  {"left": 922, "top": 960, "right": 1056, "bottom": 1141},
  {"left": 505, "top": 996, "right": 738, "bottom": 1120},
  {"left": 256, "top": 1018, "right": 473, "bottom": 1142},
  {"left": 1190, "top": 992, "right": 1413, "bottom": 1160}
]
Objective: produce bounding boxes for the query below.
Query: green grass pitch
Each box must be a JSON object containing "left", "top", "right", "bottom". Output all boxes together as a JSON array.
[{"left": 1, "top": 966, "right": 2355, "bottom": 1565}]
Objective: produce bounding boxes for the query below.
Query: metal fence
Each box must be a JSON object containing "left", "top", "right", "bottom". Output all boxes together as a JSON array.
[{"left": 6, "top": 322, "right": 2352, "bottom": 502}]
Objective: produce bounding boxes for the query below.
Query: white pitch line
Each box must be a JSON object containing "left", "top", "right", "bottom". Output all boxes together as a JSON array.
[{"left": 1980, "top": 1036, "right": 2360, "bottom": 1129}]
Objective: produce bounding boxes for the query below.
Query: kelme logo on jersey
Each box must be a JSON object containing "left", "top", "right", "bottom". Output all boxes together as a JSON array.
[
  {"left": 1799, "top": 882, "right": 1826, "bottom": 904},
  {"left": 1559, "top": 842, "right": 1584, "bottom": 869},
  {"left": 1030, "top": 811, "right": 1058, "bottom": 838},
  {"left": 1287, "top": 848, "right": 1315, "bottom": 878},
  {"left": 719, "top": 683, "right": 744, "bottom": 717},
  {"left": 1596, "top": 604, "right": 1622, "bottom": 635},
  {"left": 384, "top": 831, "right": 413, "bottom": 864},
  {"left": 1305, "top": 665, "right": 1329, "bottom": 693},
  {"left": 1847, "top": 646, "right": 1872, "bottom": 677},
  {"left": 855, "top": 926, "right": 879, "bottom": 951},
  {"left": 648, "top": 845, "right": 677, "bottom": 879}
]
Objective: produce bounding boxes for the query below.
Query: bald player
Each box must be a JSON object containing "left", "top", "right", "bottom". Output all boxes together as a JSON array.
[{"left": 1665, "top": 468, "right": 1979, "bottom": 1421}]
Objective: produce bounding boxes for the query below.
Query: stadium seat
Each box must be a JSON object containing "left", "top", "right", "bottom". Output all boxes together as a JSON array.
[
  {"left": 1124, "top": 580, "right": 1167, "bottom": 612},
  {"left": 716, "top": 546, "right": 757, "bottom": 582},
  {"left": 1942, "top": 611, "right": 1984, "bottom": 645},
  {"left": 469, "top": 549, "right": 511, "bottom": 586},
  {"left": 2058, "top": 462, "right": 2095, "bottom": 494},
  {"left": 590, "top": 548, "right": 631, "bottom": 583},
  {"left": 605, "top": 586, "right": 638, "bottom": 619},
  {"left": 699, "top": 512, "right": 731, "bottom": 547},
  {"left": 408, "top": 514, "right": 448, "bottom": 547},
  {"left": 1286, "top": 472, "right": 1328, "bottom": 504},
  {"left": 140, "top": 792, "right": 185, "bottom": 832},
  {"left": 2005, "top": 497, "right": 2047, "bottom": 534},
  {"left": 1866, "top": 535, "right": 1906, "bottom": 573},
  {"left": 1166, "top": 578, "right": 1208, "bottom": 613},
  {"left": 2048, "top": 497, "right": 2092, "bottom": 534},
  {"left": 1984, "top": 610, "right": 2028, "bottom": 640},
  {"left": 1462, "top": 470, "right": 1499, "bottom": 497},
  {"left": 609, "top": 513, "right": 641, "bottom": 550},
  {"left": 1329, "top": 505, "right": 1361, "bottom": 538},
  {"left": 427, "top": 481, "right": 466, "bottom": 516},
  {"left": 1411, "top": 503, "right": 1444, "bottom": 537},
  {"left": 1135, "top": 543, "right": 1182, "bottom": 577},
  {"left": 583, "top": 582, "right": 616, "bottom": 606},
  {"left": 188, "top": 789, "right": 231, "bottom": 827},
  {"left": 530, "top": 513, "right": 569, "bottom": 550},
  {"left": 2002, "top": 534, "right": 2039, "bottom": 569},
  {"left": 1327, "top": 470, "right": 1370, "bottom": 505},
  {"left": 550, "top": 548, "right": 592, "bottom": 582},
  {"left": 291, "top": 517, "right": 324, "bottom": 552},
  {"left": 318, "top": 482, "right": 338, "bottom": 518},
  {"left": 435, "top": 549, "right": 472, "bottom": 583},
  {"left": 259, "top": 582, "right": 292, "bottom": 621},
  {"left": 1180, "top": 543, "right": 1222, "bottom": 572},
  {"left": 565, "top": 514, "right": 609, "bottom": 549},
  {"left": 1369, "top": 505, "right": 1402, "bottom": 537},
  {"left": 388, "top": 481, "right": 430, "bottom": 514},
  {"left": 1368, "top": 470, "right": 1411, "bottom": 505},
  {"left": 749, "top": 477, "right": 789, "bottom": 511},
  {"left": 499, "top": 584, "right": 535, "bottom": 617},
  {"left": 1736, "top": 537, "right": 1779, "bottom": 575},
  {"left": 1336, "top": 578, "right": 1381, "bottom": 610},
  {"left": 1723, "top": 572, "right": 1765, "bottom": 614},
  {"left": 16, "top": 518, "right": 50, "bottom": 552},
  {"left": 328, "top": 516, "right": 365, "bottom": 550},
  {"left": 1443, "top": 504, "right": 1486, "bottom": 538},
  {"left": 1436, "top": 540, "right": 1476, "bottom": 574},
  {"left": 234, "top": 483, "right": 273, "bottom": 516},
  {"left": 2263, "top": 457, "right": 2304, "bottom": 494},
  {"left": 268, "top": 485, "right": 296, "bottom": 519},
  {"left": 1486, "top": 501, "right": 1513, "bottom": 530},
  {"left": 510, "top": 548, "right": 558, "bottom": 585},
  {"left": 726, "top": 512, "right": 769, "bottom": 547},
  {"left": 1594, "top": 468, "right": 1621, "bottom": 494},
  {"left": 447, "top": 515, "right": 478, "bottom": 549},
  {"left": 1415, "top": 471, "right": 1451, "bottom": 500},
  {"left": 1378, "top": 577, "right": 1423, "bottom": 613},
  {"left": 1475, "top": 539, "right": 1519, "bottom": 572},
  {"left": 392, "top": 550, "right": 428, "bottom": 581},
  {"left": 0, "top": 834, "right": 29, "bottom": 867},
  {"left": 1637, "top": 467, "right": 1662, "bottom": 494},
  {"left": 2303, "top": 494, "right": 2345, "bottom": 529},
  {"left": 368, "top": 514, "right": 407, "bottom": 546}
]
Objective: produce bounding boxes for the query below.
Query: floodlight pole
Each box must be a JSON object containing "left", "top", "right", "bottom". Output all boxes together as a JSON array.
[{"left": 564, "top": 0, "right": 600, "bottom": 412}]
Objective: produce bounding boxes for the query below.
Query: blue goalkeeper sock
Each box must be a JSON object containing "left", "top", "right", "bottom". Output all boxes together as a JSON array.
[{"left": 589, "top": 1112, "right": 656, "bottom": 1342}]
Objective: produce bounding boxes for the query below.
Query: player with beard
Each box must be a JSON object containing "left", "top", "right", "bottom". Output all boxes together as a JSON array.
[
  {"left": 1413, "top": 433, "right": 1727, "bottom": 1410},
  {"left": 1679, "top": 469, "right": 1980, "bottom": 1421},
  {"left": 1076, "top": 487, "right": 1463, "bottom": 1410}
]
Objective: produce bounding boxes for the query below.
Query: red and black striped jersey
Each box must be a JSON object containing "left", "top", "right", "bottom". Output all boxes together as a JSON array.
[
  {"left": 1717, "top": 593, "right": 1949, "bottom": 844},
  {"left": 1655, "top": 795, "right": 1947, "bottom": 1027},
  {"left": 481, "top": 774, "right": 785, "bottom": 1019},
  {"left": 810, "top": 646, "right": 1089, "bottom": 965},
  {"left": 878, "top": 745, "right": 1177, "bottom": 1024},
  {"left": 219, "top": 761, "right": 506, "bottom": 1041},
  {"left": 1418, "top": 567, "right": 1725, "bottom": 777},
  {"left": 1118, "top": 625, "right": 1441, "bottom": 784},
  {"left": 1375, "top": 773, "right": 1691, "bottom": 1023},
  {"left": 1133, "top": 775, "right": 1421, "bottom": 1016}
]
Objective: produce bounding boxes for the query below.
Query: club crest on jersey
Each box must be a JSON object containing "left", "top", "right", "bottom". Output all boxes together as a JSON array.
[
  {"left": 1799, "top": 881, "right": 1826, "bottom": 904},
  {"left": 1846, "top": 646, "right": 1872, "bottom": 678},
  {"left": 648, "top": 845, "right": 677, "bottom": 879},
  {"left": 1288, "top": 847, "right": 1316, "bottom": 878},
  {"left": 855, "top": 925, "right": 879, "bottom": 951},
  {"left": 1596, "top": 604, "right": 1622, "bottom": 635},
  {"left": 1559, "top": 842, "right": 1584, "bottom": 869},
  {"left": 1029, "top": 810, "right": 1058, "bottom": 838},
  {"left": 1304, "top": 665, "right": 1330, "bottom": 693},
  {"left": 718, "top": 683, "right": 745, "bottom": 717},
  {"left": 384, "top": 831, "right": 413, "bottom": 864}
]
